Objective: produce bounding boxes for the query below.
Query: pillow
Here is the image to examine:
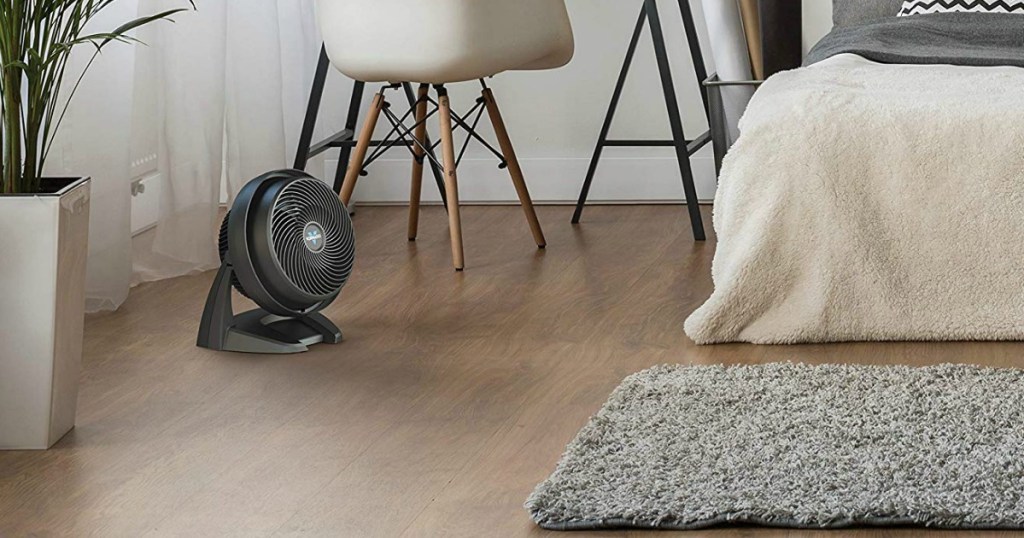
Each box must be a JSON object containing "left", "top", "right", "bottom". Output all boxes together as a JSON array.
[
  {"left": 833, "top": 0, "right": 904, "bottom": 27},
  {"left": 899, "top": 0, "right": 1024, "bottom": 15}
]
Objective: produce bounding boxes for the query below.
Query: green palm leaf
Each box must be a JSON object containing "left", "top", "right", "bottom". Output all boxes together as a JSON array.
[{"left": 0, "top": 0, "right": 195, "bottom": 194}]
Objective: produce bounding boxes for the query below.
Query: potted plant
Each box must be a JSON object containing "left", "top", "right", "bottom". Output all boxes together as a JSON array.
[{"left": 0, "top": 1, "right": 192, "bottom": 450}]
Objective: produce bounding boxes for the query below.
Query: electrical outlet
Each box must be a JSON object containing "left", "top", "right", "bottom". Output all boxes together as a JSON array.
[{"left": 130, "top": 173, "right": 161, "bottom": 235}]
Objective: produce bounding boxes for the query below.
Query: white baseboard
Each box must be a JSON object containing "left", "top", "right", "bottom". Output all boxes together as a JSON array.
[
  {"left": 326, "top": 146, "right": 718, "bottom": 205},
  {"left": 129, "top": 152, "right": 716, "bottom": 239}
]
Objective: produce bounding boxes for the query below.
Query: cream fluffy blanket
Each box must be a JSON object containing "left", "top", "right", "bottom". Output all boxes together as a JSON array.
[{"left": 684, "top": 54, "right": 1024, "bottom": 344}]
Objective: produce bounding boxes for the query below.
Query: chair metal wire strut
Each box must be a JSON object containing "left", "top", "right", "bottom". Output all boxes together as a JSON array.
[{"left": 292, "top": 45, "right": 449, "bottom": 206}]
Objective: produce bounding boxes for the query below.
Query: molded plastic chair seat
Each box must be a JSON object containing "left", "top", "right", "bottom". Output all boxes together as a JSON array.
[{"left": 317, "top": 0, "right": 574, "bottom": 84}]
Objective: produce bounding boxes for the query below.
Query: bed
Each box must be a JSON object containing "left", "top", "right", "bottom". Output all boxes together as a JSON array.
[{"left": 684, "top": 3, "right": 1024, "bottom": 344}]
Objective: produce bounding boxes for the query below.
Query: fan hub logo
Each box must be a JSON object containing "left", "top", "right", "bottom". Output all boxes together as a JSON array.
[{"left": 303, "top": 222, "right": 326, "bottom": 253}]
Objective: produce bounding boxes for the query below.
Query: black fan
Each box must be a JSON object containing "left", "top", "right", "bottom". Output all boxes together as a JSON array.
[{"left": 197, "top": 169, "right": 355, "bottom": 354}]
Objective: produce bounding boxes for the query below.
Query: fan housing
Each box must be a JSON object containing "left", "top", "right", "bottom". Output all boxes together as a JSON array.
[{"left": 198, "top": 169, "right": 355, "bottom": 354}]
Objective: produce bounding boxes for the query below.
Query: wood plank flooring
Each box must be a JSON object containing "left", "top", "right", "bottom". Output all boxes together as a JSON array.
[{"left": 2, "top": 205, "right": 1023, "bottom": 537}]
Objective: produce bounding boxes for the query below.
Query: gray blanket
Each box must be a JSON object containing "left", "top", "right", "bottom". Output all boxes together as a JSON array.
[{"left": 806, "top": 13, "right": 1024, "bottom": 67}]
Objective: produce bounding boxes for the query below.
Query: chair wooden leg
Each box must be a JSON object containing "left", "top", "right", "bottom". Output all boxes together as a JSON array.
[
  {"left": 481, "top": 88, "right": 546, "bottom": 248},
  {"left": 339, "top": 91, "right": 384, "bottom": 207},
  {"left": 408, "top": 84, "right": 430, "bottom": 241},
  {"left": 436, "top": 88, "right": 465, "bottom": 271}
]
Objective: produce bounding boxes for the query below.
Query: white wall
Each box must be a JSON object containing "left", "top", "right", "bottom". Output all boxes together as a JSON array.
[
  {"left": 803, "top": 0, "right": 834, "bottom": 54},
  {"left": 328, "top": 0, "right": 835, "bottom": 205}
]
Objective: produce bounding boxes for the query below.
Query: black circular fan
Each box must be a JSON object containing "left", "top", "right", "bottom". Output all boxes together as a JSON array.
[
  {"left": 199, "top": 169, "right": 354, "bottom": 354},
  {"left": 222, "top": 169, "right": 354, "bottom": 316}
]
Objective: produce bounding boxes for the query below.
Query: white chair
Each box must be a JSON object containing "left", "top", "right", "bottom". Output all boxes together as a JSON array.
[{"left": 316, "top": 0, "right": 575, "bottom": 271}]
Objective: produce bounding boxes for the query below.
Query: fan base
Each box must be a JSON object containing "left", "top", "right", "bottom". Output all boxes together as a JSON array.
[
  {"left": 197, "top": 263, "right": 342, "bottom": 354},
  {"left": 218, "top": 309, "right": 342, "bottom": 354}
]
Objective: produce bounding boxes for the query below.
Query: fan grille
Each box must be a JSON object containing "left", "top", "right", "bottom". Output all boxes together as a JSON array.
[{"left": 270, "top": 178, "right": 355, "bottom": 298}]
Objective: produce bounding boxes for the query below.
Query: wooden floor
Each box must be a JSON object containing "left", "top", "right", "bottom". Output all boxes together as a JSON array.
[{"left": 2, "top": 205, "right": 1023, "bottom": 537}]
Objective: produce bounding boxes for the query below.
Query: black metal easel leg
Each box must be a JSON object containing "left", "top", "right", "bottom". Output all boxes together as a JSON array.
[
  {"left": 647, "top": 0, "right": 705, "bottom": 241},
  {"left": 332, "top": 81, "right": 365, "bottom": 193},
  {"left": 294, "top": 45, "right": 331, "bottom": 171},
  {"left": 571, "top": 1, "right": 708, "bottom": 242},
  {"left": 677, "top": 0, "right": 710, "bottom": 117},
  {"left": 571, "top": 7, "right": 647, "bottom": 225},
  {"left": 292, "top": 45, "right": 364, "bottom": 195}
]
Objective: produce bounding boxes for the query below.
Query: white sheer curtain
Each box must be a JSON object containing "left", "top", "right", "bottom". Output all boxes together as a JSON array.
[
  {"left": 132, "top": 0, "right": 321, "bottom": 285},
  {"left": 46, "top": 2, "right": 138, "bottom": 312},
  {"left": 57, "top": 0, "right": 323, "bottom": 311}
]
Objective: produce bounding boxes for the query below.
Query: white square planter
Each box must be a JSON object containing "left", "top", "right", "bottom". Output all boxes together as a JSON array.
[{"left": 0, "top": 177, "right": 90, "bottom": 449}]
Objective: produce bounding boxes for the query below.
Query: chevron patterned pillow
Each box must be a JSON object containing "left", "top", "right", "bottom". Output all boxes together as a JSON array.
[{"left": 899, "top": 0, "right": 1024, "bottom": 15}]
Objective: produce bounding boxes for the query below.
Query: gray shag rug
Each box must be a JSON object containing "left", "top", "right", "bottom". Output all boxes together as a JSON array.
[{"left": 526, "top": 363, "right": 1024, "bottom": 530}]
